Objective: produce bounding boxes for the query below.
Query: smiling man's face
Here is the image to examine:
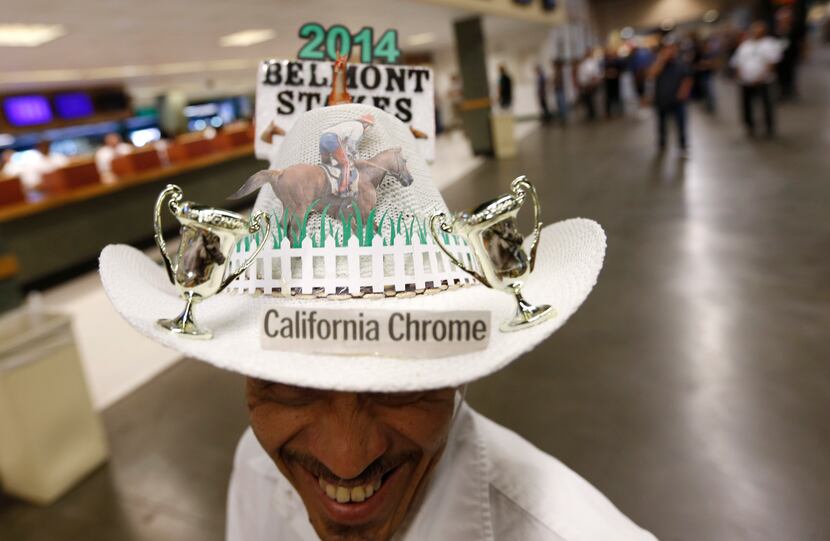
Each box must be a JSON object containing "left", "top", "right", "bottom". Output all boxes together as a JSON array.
[{"left": 246, "top": 379, "right": 457, "bottom": 541}]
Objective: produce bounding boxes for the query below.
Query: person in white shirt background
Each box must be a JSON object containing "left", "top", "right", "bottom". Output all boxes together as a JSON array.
[
  {"left": 730, "top": 21, "right": 783, "bottom": 138},
  {"left": 575, "top": 49, "right": 602, "bottom": 122},
  {"left": 94, "top": 132, "right": 133, "bottom": 183},
  {"left": 2, "top": 140, "right": 68, "bottom": 191}
]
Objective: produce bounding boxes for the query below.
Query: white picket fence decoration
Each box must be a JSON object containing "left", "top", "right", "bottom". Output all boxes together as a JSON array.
[{"left": 226, "top": 234, "right": 479, "bottom": 296}]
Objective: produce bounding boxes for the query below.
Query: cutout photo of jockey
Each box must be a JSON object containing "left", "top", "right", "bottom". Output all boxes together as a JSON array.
[{"left": 319, "top": 113, "right": 375, "bottom": 198}]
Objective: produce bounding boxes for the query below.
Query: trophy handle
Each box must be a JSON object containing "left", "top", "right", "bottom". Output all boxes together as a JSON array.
[
  {"left": 430, "top": 213, "right": 490, "bottom": 287},
  {"left": 154, "top": 184, "right": 183, "bottom": 284},
  {"left": 217, "top": 211, "right": 271, "bottom": 294},
  {"left": 511, "top": 176, "right": 543, "bottom": 272}
]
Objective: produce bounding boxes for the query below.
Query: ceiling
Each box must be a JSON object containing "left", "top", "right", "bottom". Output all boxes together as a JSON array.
[{"left": 0, "top": 0, "right": 551, "bottom": 96}]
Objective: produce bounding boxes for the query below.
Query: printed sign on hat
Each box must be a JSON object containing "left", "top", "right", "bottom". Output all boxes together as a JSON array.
[{"left": 255, "top": 60, "right": 436, "bottom": 165}]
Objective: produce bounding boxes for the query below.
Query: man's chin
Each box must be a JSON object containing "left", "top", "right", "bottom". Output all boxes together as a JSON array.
[{"left": 312, "top": 517, "right": 389, "bottom": 541}]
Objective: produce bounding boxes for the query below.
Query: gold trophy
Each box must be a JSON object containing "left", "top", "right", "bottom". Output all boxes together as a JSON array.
[
  {"left": 153, "top": 184, "right": 270, "bottom": 339},
  {"left": 431, "top": 176, "right": 555, "bottom": 332}
]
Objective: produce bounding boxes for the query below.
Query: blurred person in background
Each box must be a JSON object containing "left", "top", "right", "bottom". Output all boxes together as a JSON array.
[
  {"left": 603, "top": 46, "right": 624, "bottom": 118},
  {"left": 575, "top": 49, "right": 601, "bottom": 121},
  {"left": 730, "top": 21, "right": 782, "bottom": 138},
  {"left": 95, "top": 133, "right": 133, "bottom": 182},
  {"left": 0, "top": 149, "right": 13, "bottom": 178},
  {"left": 630, "top": 40, "right": 656, "bottom": 110},
  {"left": 648, "top": 40, "right": 693, "bottom": 156},
  {"left": 693, "top": 35, "right": 720, "bottom": 113},
  {"left": 535, "top": 65, "right": 552, "bottom": 122},
  {"left": 552, "top": 58, "right": 569, "bottom": 124},
  {"left": 10, "top": 141, "right": 68, "bottom": 191},
  {"left": 774, "top": 5, "right": 804, "bottom": 101},
  {"left": 497, "top": 64, "right": 513, "bottom": 110}
]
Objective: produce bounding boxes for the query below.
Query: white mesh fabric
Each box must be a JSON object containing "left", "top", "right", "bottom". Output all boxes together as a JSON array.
[
  {"left": 241, "top": 103, "right": 464, "bottom": 295},
  {"left": 255, "top": 103, "right": 448, "bottom": 228}
]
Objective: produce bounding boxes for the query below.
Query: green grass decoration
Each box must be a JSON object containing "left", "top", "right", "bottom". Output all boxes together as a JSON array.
[
  {"left": 377, "top": 210, "right": 390, "bottom": 245},
  {"left": 317, "top": 203, "right": 332, "bottom": 247},
  {"left": 239, "top": 202, "right": 459, "bottom": 250}
]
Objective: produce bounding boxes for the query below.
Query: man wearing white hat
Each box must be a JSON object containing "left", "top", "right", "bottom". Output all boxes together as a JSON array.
[{"left": 100, "top": 102, "right": 656, "bottom": 541}]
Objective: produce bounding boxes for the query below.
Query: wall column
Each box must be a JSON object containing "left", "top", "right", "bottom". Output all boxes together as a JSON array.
[{"left": 453, "top": 16, "right": 493, "bottom": 155}]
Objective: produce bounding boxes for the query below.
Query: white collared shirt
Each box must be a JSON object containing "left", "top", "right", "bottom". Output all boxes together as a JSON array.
[
  {"left": 226, "top": 404, "right": 657, "bottom": 540},
  {"left": 730, "top": 37, "right": 783, "bottom": 85},
  {"left": 577, "top": 58, "right": 601, "bottom": 88}
]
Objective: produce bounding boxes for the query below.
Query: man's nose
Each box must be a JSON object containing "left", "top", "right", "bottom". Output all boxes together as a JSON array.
[{"left": 310, "top": 393, "right": 387, "bottom": 480}]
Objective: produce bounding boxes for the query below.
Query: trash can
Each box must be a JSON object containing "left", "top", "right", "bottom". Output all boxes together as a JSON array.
[
  {"left": 0, "top": 306, "right": 108, "bottom": 505},
  {"left": 490, "top": 112, "right": 517, "bottom": 159}
]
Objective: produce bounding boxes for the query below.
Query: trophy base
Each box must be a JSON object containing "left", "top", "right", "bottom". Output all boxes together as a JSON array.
[
  {"left": 157, "top": 317, "right": 213, "bottom": 340},
  {"left": 156, "top": 295, "right": 212, "bottom": 339},
  {"left": 500, "top": 304, "right": 556, "bottom": 332}
]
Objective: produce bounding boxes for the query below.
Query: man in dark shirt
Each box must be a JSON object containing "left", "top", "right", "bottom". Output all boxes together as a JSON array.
[
  {"left": 603, "top": 47, "right": 623, "bottom": 118},
  {"left": 648, "top": 41, "right": 693, "bottom": 155}
]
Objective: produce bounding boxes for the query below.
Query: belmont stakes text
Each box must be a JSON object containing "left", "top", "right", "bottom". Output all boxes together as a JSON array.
[{"left": 262, "top": 61, "right": 431, "bottom": 122}]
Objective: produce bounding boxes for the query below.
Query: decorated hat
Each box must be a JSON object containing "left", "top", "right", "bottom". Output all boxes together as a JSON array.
[{"left": 98, "top": 103, "right": 606, "bottom": 392}]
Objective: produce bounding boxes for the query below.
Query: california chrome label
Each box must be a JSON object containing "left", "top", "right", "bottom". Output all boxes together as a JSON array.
[{"left": 260, "top": 307, "right": 490, "bottom": 357}]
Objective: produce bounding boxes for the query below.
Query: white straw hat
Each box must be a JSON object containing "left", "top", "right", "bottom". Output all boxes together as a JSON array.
[{"left": 98, "top": 104, "right": 606, "bottom": 391}]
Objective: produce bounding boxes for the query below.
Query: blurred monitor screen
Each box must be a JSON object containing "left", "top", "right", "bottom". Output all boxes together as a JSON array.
[
  {"left": 54, "top": 92, "right": 95, "bottom": 120},
  {"left": 129, "top": 127, "right": 161, "bottom": 147},
  {"left": 93, "top": 90, "right": 129, "bottom": 113},
  {"left": 3, "top": 95, "right": 53, "bottom": 127},
  {"left": 50, "top": 137, "right": 94, "bottom": 156}
]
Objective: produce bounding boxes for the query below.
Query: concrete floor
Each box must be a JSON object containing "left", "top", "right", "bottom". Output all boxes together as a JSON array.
[{"left": 2, "top": 51, "right": 829, "bottom": 540}]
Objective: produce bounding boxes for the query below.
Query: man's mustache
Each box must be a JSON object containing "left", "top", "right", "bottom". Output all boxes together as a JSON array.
[{"left": 282, "top": 447, "right": 420, "bottom": 487}]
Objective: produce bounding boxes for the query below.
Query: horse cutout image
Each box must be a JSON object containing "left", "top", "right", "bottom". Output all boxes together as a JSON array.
[
  {"left": 175, "top": 228, "right": 226, "bottom": 288},
  {"left": 229, "top": 147, "right": 414, "bottom": 232}
]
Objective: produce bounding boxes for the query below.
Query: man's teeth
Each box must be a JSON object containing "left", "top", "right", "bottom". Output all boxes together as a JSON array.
[{"left": 319, "top": 476, "right": 382, "bottom": 504}]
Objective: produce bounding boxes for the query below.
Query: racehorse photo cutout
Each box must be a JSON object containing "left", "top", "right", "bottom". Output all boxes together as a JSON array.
[{"left": 230, "top": 147, "right": 413, "bottom": 229}]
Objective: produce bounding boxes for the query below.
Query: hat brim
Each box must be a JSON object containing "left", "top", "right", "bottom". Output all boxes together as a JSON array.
[{"left": 99, "top": 219, "right": 605, "bottom": 392}]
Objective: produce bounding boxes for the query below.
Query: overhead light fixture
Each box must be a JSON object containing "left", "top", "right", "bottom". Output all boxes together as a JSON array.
[
  {"left": 219, "top": 29, "right": 275, "bottom": 47},
  {"left": 406, "top": 33, "right": 435, "bottom": 47},
  {"left": 0, "top": 23, "right": 66, "bottom": 47}
]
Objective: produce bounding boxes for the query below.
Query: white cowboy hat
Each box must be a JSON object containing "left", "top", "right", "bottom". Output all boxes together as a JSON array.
[{"left": 98, "top": 104, "right": 606, "bottom": 392}]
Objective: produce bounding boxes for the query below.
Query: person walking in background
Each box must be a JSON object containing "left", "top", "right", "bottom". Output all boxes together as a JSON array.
[
  {"left": 497, "top": 64, "right": 513, "bottom": 110},
  {"left": 603, "top": 46, "right": 624, "bottom": 118},
  {"left": 535, "top": 65, "right": 552, "bottom": 122},
  {"left": 552, "top": 58, "right": 569, "bottom": 124},
  {"left": 730, "top": 21, "right": 782, "bottom": 138},
  {"left": 774, "top": 6, "right": 803, "bottom": 101},
  {"left": 576, "top": 50, "right": 601, "bottom": 121},
  {"left": 630, "top": 41, "right": 655, "bottom": 111},
  {"left": 693, "top": 36, "right": 720, "bottom": 113},
  {"left": 648, "top": 40, "right": 693, "bottom": 156}
]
